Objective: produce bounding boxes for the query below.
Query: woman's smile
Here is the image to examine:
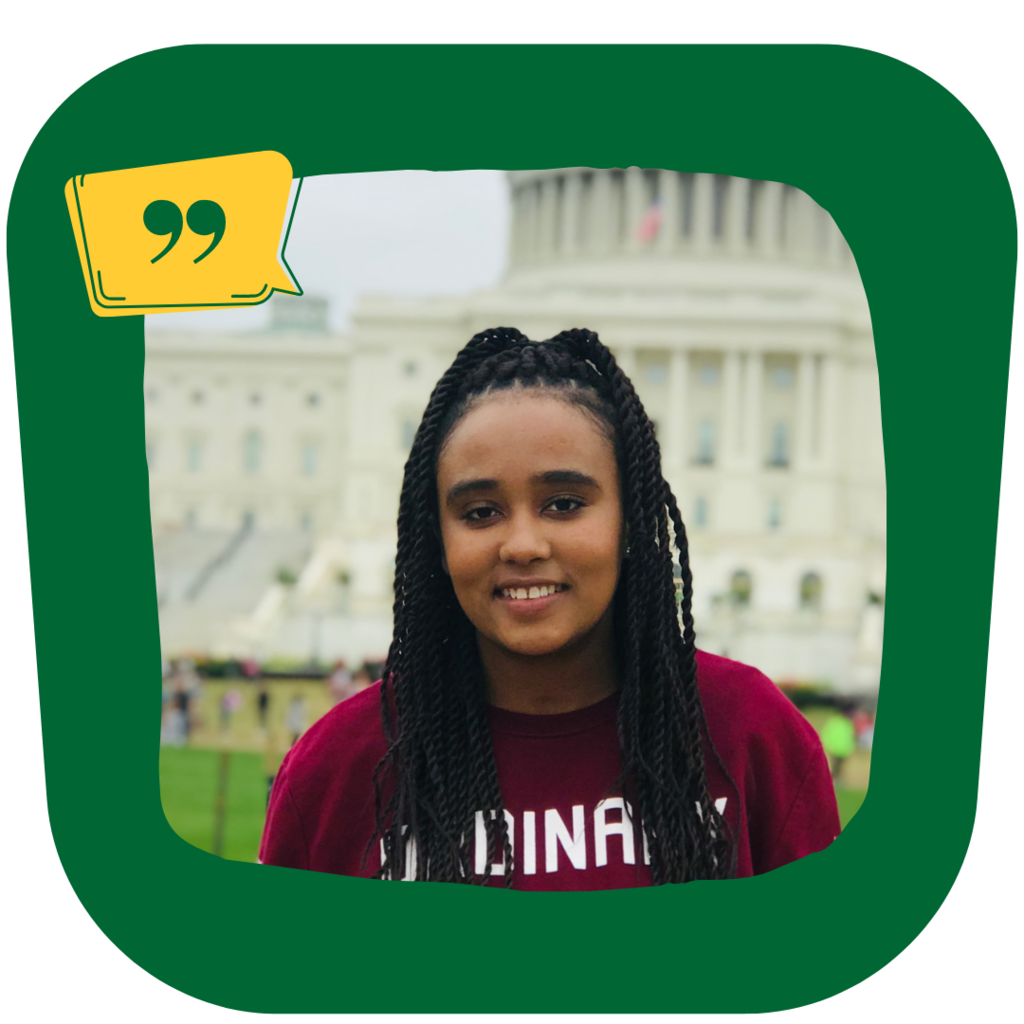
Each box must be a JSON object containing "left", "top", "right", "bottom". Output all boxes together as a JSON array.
[{"left": 494, "top": 581, "right": 570, "bottom": 613}]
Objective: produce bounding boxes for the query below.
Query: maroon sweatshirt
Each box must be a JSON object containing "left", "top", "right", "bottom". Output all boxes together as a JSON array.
[{"left": 259, "top": 650, "right": 840, "bottom": 889}]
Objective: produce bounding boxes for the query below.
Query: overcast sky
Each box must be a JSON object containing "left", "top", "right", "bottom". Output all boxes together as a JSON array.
[{"left": 150, "top": 169, "right": 510, "bottom": 334}]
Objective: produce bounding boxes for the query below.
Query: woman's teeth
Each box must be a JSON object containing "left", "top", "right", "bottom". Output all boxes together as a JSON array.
[{"left": 500, "top": 584, "right": 565, "bottom": 600}]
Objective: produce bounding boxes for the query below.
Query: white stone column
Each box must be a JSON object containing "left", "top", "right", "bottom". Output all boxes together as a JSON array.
[
  {"left": 795, "top": 352, "right": 817, "bottom": 469},
  {"left": 537, "top": 175, "right": 559, "bottom": 261},
  {"left": 805, "top": 194, "right": 823, "bottom": 260},
  {"left": 756, "top": 180, "right": 783, "bottom": 257},
  {"left": 590, "top": 169, "right": 614, "bottom": 254},
  {"left": 803, "top": 195, "right": 819, "bottom": 258},
  {"left": 519, "top": 182, "right": 538, "bottom": 264},
  {"left": 691, "top": 173, "right": 715, "bottom": 253},
  {"left": 725, "top": 177, "right": 749, "bottom": 255},
  {"left": 819, "top": 355, "right": 840, "bottom": 469},
  {"left": 666, "top": 348, "right": 689, "bottom": 470},
  {"left": 559, "top": 171, "right": 582, "bottom": 258},
  {"left": 721, "top": 351, "right": 742, "bottom": 469},
  {"left": 509, "top": 185, "right": 524, "bottom": 267},
  {"left": 782, "top": 186, "right": 799, "bottom": 257},
  {"left": 824, "top": 209, "right": 845, "bottom": 268},
  {"left": 786, "top": 187, "right": 814, "bottom": 260},
  {"left": 742, "top": 351, "right": 764, "bottom": 469},
  {"left": 811, "top": 201, "right": 827, "bottom": 261},
  {"left": 611, "top": 170, "right": 625, "bottom": 252},
  {"left": 657, "top": 169, "right": 681, "bottom": 255},
  {"left": 625, "top": 165, "right": 647, "bottom": 252}
]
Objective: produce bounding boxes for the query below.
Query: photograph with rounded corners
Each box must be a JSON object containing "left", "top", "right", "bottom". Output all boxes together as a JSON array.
[{"left": 149, "top": 166, "right": 883, "bottom": 886}]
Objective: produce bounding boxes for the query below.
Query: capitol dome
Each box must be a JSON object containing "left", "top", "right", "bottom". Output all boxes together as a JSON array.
[{"left": 507, "top": 167, "right": 854, "bottom": 273}]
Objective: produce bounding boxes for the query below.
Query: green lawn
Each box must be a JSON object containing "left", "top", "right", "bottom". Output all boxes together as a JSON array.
[
  {"left": 160, "top": 746, "right": 868, "bottom": 866},
  {"left": 835, "top": 786, "right": 867, "bottom": 830},
  {"left": 159, "top": 747, "right": 269, "bottom": 863}
]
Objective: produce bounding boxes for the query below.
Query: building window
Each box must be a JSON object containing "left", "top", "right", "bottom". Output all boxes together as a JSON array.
[
  {"left": 243, "top": 431, "right": 262, "bottom": 475},
  {"left": 186, "top": 440, "right": 203, "bottom": 473},
  {"left": 307, "top": 392, "right": 320, "bottom": 407},
  {"left": 250, "top": 392, "right": 262, "bottom": 406},
  {"left": 730, "top": 570, "right": 752, "bottom": 607},
  {"left": 146, "top": 388, "right": 158, "bottom": 403},
  {"left": 698, "top": 365, "right": 720, "bottom": 387},
  {"left": 800, "top": 572, "right": 823, "bottom": 609},
  {"left": 403, "top": 360, "right": 418, "bottom": 377},
  {"left": 768, "top": 421, "right": 790, "bottom": 467},
  {"left": 301, "top": 442, "right": 318, "bottom": 478},
  {"left": 400, "top": 418, "right": 417, "bottom": 453},
  {"left": 696, "top": 418, "right": 716, "bottom": 465},
  {"left": 770, "top": 365, "right": 794, "bottom": 389},
  {"left": 646, "top": 362, "right": 667, "bottom": 385},
  {"left": 694, "top": 496, "right": 708, "bottom": 528},
  {"left": 767, "top": 497, "right": 782, "bottom": 531},
  {"left": 190, "top": 390, "right": 204, "bottom": 405}
]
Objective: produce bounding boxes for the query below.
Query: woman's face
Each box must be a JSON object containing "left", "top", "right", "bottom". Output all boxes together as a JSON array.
[{"left": 437, "top": 389, "right": 624, "bottom": 659}]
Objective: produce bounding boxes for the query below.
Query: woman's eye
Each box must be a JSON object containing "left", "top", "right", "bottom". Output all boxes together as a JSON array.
[
  {"left": 547, "top": 497, "right": 584, "bottom": 514},
  {"left": 464, "top": 506, "right": 499, "bottom": 522}
]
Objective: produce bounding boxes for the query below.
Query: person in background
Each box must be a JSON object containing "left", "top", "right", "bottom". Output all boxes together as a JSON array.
[
  {"left": 327, "top": 661, "right": 353, "bottom": 706},
  {"left": 821, "top": 708, "right": 857, "bottom": 782},
  {"left": 257, "top": 685, "right": 270, "bottom": 730},
  {"left": 160, "top": 663, "right": 189, "bottom": 748},
  {"left": 853, "top": 708, "right": 875, "bottom": 752},
  {"left": 220, "top": 687, "right": 243, "bottom": 734},
  {"left": 286, "top": 693, "right": 308, "bottom": 747}
]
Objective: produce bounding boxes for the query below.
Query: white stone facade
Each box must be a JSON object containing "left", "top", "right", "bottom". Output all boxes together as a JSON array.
[{"left": 145, "top": 169, "right": 885, "bottom": 693}]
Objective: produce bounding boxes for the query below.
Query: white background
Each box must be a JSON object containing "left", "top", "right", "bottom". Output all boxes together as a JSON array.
[{"left": 2, "top": 4, "right": 1020, "bottom": 1021}]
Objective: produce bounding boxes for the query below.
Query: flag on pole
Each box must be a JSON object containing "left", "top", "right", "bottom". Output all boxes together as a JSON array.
[{"left": 636, "top": 199, "right": 662, "bottom": 243}]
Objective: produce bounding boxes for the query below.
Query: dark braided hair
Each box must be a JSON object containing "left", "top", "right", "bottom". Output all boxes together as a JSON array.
[{"left": 371, "top": 326, "right": 737, "bottom": 885}]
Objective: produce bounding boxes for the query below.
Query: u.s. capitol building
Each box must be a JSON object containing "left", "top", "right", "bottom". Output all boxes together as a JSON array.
[{"left": 145, "top": 168, "right": 885, "bottom": 693}]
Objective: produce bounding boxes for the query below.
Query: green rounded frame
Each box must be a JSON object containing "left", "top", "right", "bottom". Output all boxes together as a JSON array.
[{"left": 7, "top": 45, "right": 1016, "bottom": 1013}]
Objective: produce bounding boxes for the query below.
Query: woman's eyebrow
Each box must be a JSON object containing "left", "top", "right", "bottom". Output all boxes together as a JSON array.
[
  {"left": 445, "top": 478, "right": 498, "bottom": 504},
  {"left": 533, "top": 469, "right": 601, "bottom": 489},
  {"left": 445, "top": 470, "right": 600, "bottom": 504}
]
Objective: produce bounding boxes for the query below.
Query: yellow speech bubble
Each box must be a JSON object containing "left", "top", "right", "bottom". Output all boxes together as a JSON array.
[{"left": 65, "top": 151, "right": 302, "bottom": 317}]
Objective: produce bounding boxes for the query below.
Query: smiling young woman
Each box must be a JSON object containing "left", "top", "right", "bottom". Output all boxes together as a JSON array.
[
  {"left": 259, "top": 327, "right": 840, "bottom": 889},
  {"left": 438, "top": 391, "right": 624, "bottom": 714}
]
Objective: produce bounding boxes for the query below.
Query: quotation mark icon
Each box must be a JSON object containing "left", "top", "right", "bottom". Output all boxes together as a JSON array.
[{"left": 144, "top": 199, "right": 226, "bottom": 264}]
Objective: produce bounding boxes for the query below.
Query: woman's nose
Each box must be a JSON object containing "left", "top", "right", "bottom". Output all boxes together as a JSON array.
[{"left": 499, "top": 512, "right": 551, "bottom": 564}]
